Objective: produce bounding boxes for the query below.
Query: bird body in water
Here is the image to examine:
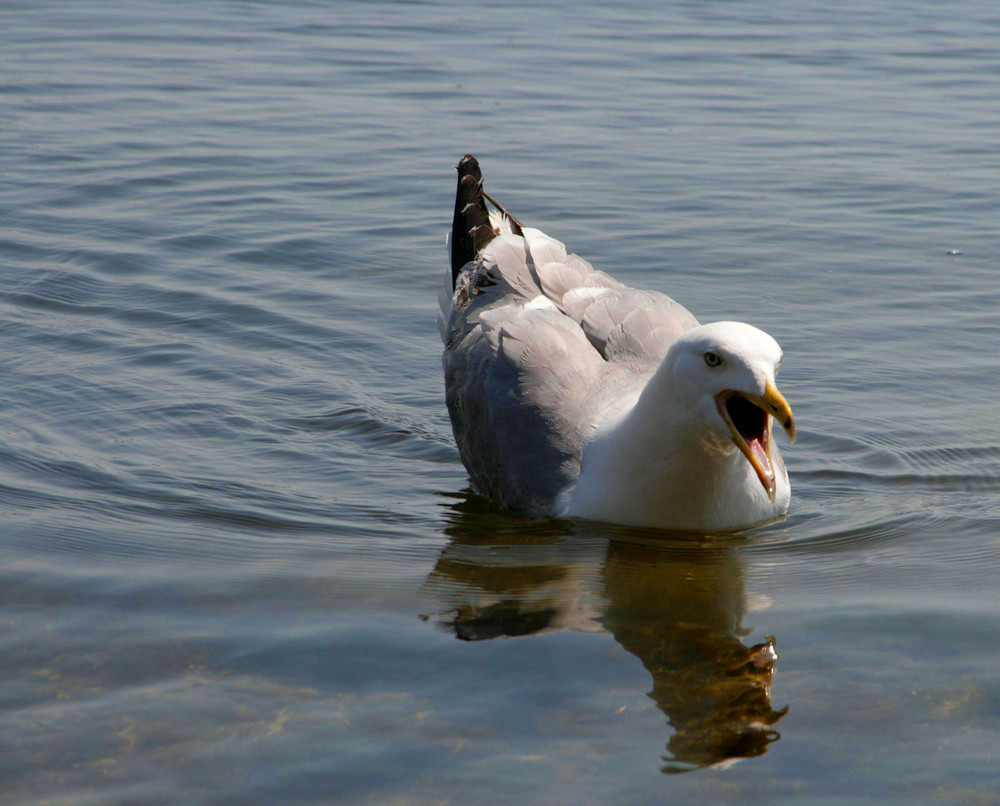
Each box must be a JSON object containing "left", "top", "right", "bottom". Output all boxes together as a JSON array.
[{"left": 439, "top": 155, "right": 795, "bottom": 531}]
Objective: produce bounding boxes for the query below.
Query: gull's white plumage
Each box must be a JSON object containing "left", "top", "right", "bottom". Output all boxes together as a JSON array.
[{"left": 441, "top": 155, "right": 795, "bottom": 531}]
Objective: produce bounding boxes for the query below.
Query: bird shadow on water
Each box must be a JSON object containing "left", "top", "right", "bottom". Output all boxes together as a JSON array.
[{"left": 423, "top": 490, "right": 788, "bottom": 774}]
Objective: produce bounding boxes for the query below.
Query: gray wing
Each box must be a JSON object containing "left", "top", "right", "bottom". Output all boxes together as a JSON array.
[
  {"left": 531, "top": 238, "right": 700, "bottom": 361},
  {"left": 444, "top": 235, "right": 606, "bottom": 515},
  {"left": 444, "top": 228, "right": 700, "bottom": 516},
  {"left": 441, "top": 154, "right": 699, "bottom": 516}
]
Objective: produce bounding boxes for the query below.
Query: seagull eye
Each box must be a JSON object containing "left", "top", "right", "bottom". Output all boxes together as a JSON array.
[{"left": 703, "top": 351, "right": 723, "bottom": 368}]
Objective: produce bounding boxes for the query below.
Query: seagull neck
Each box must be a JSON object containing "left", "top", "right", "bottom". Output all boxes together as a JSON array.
[
  {"left": 614, "top": 369, "right": 705, "bottom": 464},
  {"left": 582, "top": 361, "right": 697, "bottom": 482},
  {"left": 570, "top": 375, "right": 728, "bottom": 527}
]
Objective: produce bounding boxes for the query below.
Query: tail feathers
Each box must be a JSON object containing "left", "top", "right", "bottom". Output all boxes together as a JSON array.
[{"left": 449, "top": 154, "right": 524, "bottom": 288}]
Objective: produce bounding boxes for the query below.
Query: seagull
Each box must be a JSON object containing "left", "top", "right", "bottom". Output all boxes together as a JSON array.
[{"left": 439, "top": 155, "right": 795, "bottom": 531}]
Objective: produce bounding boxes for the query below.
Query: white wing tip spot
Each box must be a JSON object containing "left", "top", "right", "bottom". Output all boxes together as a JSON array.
[{"left": 524, "top": 295, "right": 559, "bottom": 312}]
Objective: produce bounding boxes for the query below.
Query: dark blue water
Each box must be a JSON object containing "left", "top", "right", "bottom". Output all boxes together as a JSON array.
[{"left": 3, "top": 1, "right": 999, "bottom": 803}]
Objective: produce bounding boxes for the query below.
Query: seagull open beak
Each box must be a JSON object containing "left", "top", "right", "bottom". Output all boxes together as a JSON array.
[{"left": 715, "top": 381, "right": 796, "bottom": 501}]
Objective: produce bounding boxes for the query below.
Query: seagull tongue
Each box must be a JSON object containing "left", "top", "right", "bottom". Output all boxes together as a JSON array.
[{"left": 747, "top": 437, "right": 775, "bottom": 493}]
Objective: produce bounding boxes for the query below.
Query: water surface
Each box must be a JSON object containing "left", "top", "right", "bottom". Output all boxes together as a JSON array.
[{"left": 2, "top": 1, "right": 999, "bottom": 803}]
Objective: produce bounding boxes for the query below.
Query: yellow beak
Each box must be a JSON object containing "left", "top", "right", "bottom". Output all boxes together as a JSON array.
[
  {"left": 716, "top": 380, "right": 795, "bottom": 502},
  {"left": 759, "top": 380, "right": 796, "bottom": 445}
]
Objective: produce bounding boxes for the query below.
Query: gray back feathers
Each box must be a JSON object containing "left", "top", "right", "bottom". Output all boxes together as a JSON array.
[{"left": 442, "top": 158, "right": 699, "bottom": 515}]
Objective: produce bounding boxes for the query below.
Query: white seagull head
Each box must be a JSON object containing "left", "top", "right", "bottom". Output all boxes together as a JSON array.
[{"left": 667, "top": 322, "right": 796, "bottom": 501}]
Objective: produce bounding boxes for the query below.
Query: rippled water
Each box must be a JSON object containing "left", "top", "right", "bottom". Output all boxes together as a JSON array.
[{"left": 3, "top": 1, "right": 1000, "bottom": 803}]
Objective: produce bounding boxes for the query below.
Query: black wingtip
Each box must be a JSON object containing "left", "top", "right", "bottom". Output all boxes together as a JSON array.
[
  {"left": 449, "top": 155, "right": 526, "bottom": 288},
  {"left": 450, "top": 155, "right": 491, "bottom": 288},
  {"left": 455, "top": 153, "right": 482, "bottom": 183}
]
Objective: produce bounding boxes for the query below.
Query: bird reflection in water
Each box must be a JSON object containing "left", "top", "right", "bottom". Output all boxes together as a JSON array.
[{"left": 423, "top": 492, "right": 788, "bottom": 773}]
